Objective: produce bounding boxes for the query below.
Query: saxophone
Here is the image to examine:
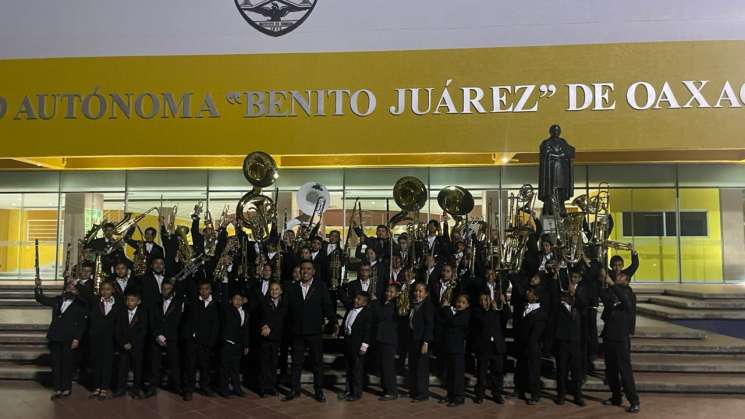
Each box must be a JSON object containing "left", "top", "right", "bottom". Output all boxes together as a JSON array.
[
  {"left": 213, "top": 237, "right": 240, "bottom": 281},
  {"left": 93, "top": 254, "right": 106, "bottom": 295},
  {"left": 441, "top": 280, "right": 457, "bottom": 306},
  {"left": 397, "top": 280, "right": 410, "bottom": 316},
  {"left": 133, "top": 241, "right": 148, "bottom": 277},
  {"left": 175, "top": 225, "right": 193, "bottom": 262},
  {"left": 328, "top": 246, "right": 342, "bottom": 290}
]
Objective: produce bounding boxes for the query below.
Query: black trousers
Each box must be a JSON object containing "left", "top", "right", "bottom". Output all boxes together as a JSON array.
[
  {"left": 90, "top": 338, "right": 115, "bottom": 390},
  {"left": 50, "top": 341, "right": 75, "bottom": 392},
  {"left": 279, "top": 333, "right": 291, "bottom": 376},
  {"left": 259, "top": 340, "right": 280, "bottom": 392},
  {"left": 344, "top": 340, "right": 366, "bottom": 397},
  {"left": 183, "top": 339, "right": 213, "bottom": 393},
  {"left": 584, "top": 308, "right": 599, "bottom": 373},
  {"left": 290, "top": 334, "right": 324, "bottom": 394},
  {"left": 378, "top": 342, "right": 398, "bottom": 396},
  {"left": 445, "top": 353, "right": 465, "bottom": 402},
  {"left": 149, "top": 341, "right": 181, "bottom": 391},
  {"left": 408, "top": 340, "right": 429, "bottom": 399},
  {"left": 604, "top": 338, "right": 639, "bottom": 404},
  {"left": 219, "top": 341, "right": 243, "bottom": 393},
  {"left": 516, "top": 342, "right": 542, "bottom": 400},
  {"left": 117, "top": 346, "right": 144, "bottom": 391},
  {"left": 475, "top": 352, "right": 504, "bottom": 398},
  {"left": 556, "top": 340, "right": 583, "bottom": 397}
]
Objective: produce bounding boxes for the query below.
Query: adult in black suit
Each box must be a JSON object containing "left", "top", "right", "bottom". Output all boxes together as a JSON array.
[
  {"left": 124, "top": 226, "right": 164, "bottom": 266},
  {"left": 553, "top": 273, "right": 586, "bottom": 406},
  {"left": 515, "top": 286, "right": 547, "bottom": 405},
  {"left": 338, "top": 291, "right": 373, "bottom": 401},
  {"left": 87, "top": 281, "right": 122, "bottom": 400},
  {"left": 408, "top": 282, "right": 435, "bottom": 402},
  {"left": 373, "top": 284, "right": 403, "bottom": 401},
  {"left": 139, "top": 256, "right": 167, "bottom": 309},
  {"left": 352, "top": 223, "right": 392, "bottom": 262},
  {"left": 471, "top": 292, "right": 511, "bottom": 404},
  {"left": 180, "top": 280, "right": 220, "bottom": 401},
  {"left": 423, "top": 219, "right": 451, "bottom": 262},
  {"left": 114, "top": 290, "right": 148, "bottom": 398},
  {"left": 218, "top": 291, "right": 251, "bottom": 397},
  {"left": 600, "top": 272, "right": 640, "bottom": 413},
  {"left": 144, "top": 280, "right": 183, "bottom": 398},
  {"left": 439, "top": 294, "right": 471, "bottom": 407},
  {"left": 85, "top": 222, "right": 131, "bottom": 273},
  {"left": 34, "top": 280, "right": 87, "bottom": 400},
  {"left": 340, "top": 261, "right": 383, "bottom": 308},
  {"left": 282, "top": 260, "right": 337, "bottom": 402},
  {"left": 258, "top": 282, "right": 288, "bottom": 397},
  {"left": 310, "top": 236, "right": 330, "bottom": 288}
]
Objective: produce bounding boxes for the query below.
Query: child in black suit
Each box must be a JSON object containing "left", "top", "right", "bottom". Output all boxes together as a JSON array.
[
  {"left": 115, "top": 290, "right": 148, "bottom": 398},
  {"left": 218, "top": 291, "right": 251, "bottom": 397},
  {"left": 144, "top": 279, "right": 183, "bottom": 398},
  {"left": 515, "top": 286, "right": 547, "bottom": 405},
  {"left": 471, "top": 292, "right": 510, "bottom": 404},
  {"left": 338, "top": 291, "right": 373, "bottom": 402},
  {"left": 374, "top": 284, "right": 403, "bottom": 401},
  {"left": 181, "top": 280, "right": 220, "bottom": 401},
  {"left": 88, "top": 281, "right": 121, "bottom": 400},
  {"left": 258, "top": 281, "right": 287, "bottom": 397},
  {"left": 439, "top": 293, "right": 471, "bottom": 407},
  {"left": 34, "top": 279, "right": 87, "bottom": 400},
  {"left": 408, "top": 282, "right": 434, "bottom": 402}
]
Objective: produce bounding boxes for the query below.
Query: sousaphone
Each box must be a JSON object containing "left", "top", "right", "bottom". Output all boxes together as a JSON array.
[
  {"left": 388, "top": 176, "right": 428, "bottom": 228},
  {"left": 236, "top": 152, "right": 278, "bottom": 241},
  {"left": 437, "top": 185, "right": 475, "bottom": 235}
]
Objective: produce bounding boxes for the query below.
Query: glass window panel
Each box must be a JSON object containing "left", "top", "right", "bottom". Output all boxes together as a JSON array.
[
  {"left": 0, "top": 172, "right": 59, "bottom": 192},
  {"left": 501, "top": 165, "right": 586, "bottom": 190},
  {"left": 589, "top": 164, "right": 675, "bottom": 187},
  {"left": 127, "top": 170, "right": 208, "bottom": 191},
  {"left": 430, "top": 167, "right": 499, "bottom": 190},
  {"left": 61, "top": 171, "right": 125, "bottom": 192},
  {"left": 679, "top": 165, "right": 745, "bottom": 188},
  {"left": 346, "top": 168, "right": 428, "bottom": 190},
  {"left": 721, "top": 189, "right": 745, "bottom": 283},
  {"left": 679, "top": 189, "right": 722, "bottom": 282},
  {"left": 0, "top": 193, "right": 24, "bottom": 278}
]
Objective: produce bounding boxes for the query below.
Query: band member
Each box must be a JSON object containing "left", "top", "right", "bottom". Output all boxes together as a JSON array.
[
  {"left": 139, "top": 256, "right": 167, "bottom": 309},
  {"left": 283, "top": 260, "right": 336, "bottom": 402},
  {"left": 258, "top": 281, "right": 287, "bottom": 397},
  {"left": 73, "top": 261, "right": 96, "bottom": 306},
  {"left": 439, "top": 293, "right": 471, "bottom": 407},
  {"left": 353, "top": 223, "right": 391, "bottom": 261},
  {"left": 420, "top": 254, "right": 441, "bottom": 285},
  {"left": 341, "top": 261, "right": 383, "bottom": 307},
  {"left": 124, "top": 226, "right": 164, "bottom": 264},
  {"left": 424, "top": 219, "right": 450, "bottom": 261},
  {"left": 181, "top": 280, "right": 220, "bottom": 401},
  {"left": 374, "top": 284, "right": 402, "bottom": 401},
  {"left": 390, "top": 254, "right": 405, "bottom": 284},
  {"left": 145, "top": 280, "right": 183, "bottom": 398},
  {"left": 34, "top": 279, "right": 86, "bottom": 400},
  {"left": 396, "top": 234, "right": 412, "bottom": 268},
  {"left": 111, "top": 261, "right": 140, "bottom": 304},
  {"left": 364, "top": 248, "right": 389, "bottom": 294},
  {"left": 114, "top": 290, "right": 148, "bottom": 399},
  {"left": 471, "top": 292, "right": 509, "bottom": 404},
  {"left": 515, "top": 286, "right": 547, "bottom": 405},
  {"left": 85, "top": 222, "right": 130, "bottom": 273},
  {"left": 408, "top": 282, "right": 434, "bottom": 402},
  {"left": 219, "top": 291, "right": 250, "bottom": 397},
  {"left": 310, "top": 236, "right": 330, "bottom": 288},
  {"left": 553, "top": 274, "right": 586, "bottom": 406},
  {"left": 88, "top": 281, "right": 121, "bottom": 400},
  {"left": 429, "top": 263, "right": 460, "bottom": 308},
  {"left": 575, "top": 255, "right": 602, "bottom": 375},
  {"left": 600, "top": 271, "right": 640, "bottom": 413},
  {"left": 338, "top": 291, "right": 372, "bottom": 402},
  {"left": 609, "top": 249, "right": 639, "bottom": 281}
]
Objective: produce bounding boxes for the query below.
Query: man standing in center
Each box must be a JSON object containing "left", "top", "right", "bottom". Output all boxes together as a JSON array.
[{"left": 282, "top": 259, "right": 337, "bottom": 402}]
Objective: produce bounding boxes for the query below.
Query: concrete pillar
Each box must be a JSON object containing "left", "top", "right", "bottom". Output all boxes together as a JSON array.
[
  {"left": 63, "top": 193, "right": 104, "bottom": 266},
  {"left": 720, "top": 188, "right": 745, "bottom": 282}
]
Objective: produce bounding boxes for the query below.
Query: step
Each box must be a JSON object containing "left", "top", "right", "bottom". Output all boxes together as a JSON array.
[
  {"left": 631, "top": 338, "right": 745, "bottom": 354},
  {"left": 0, "top": 362, "right": 50, "bottom": 380},
  {"left": 631, "top": 326, "right": 706, "bottom": 340},
  {"left": 637, "top": 303, "right": 745, "bottom": 320},
  {"left": 0, "top": 332, "right": 47, "bottom": 345},
  {"left": 0, "top": 291, "right": 36, "bottom": 300},
  {"left": 0, "top": 348, "right": 48, "bottom": 362},
  {"left": 593, "top": 353, "right": 745, "bottom": 373},
  {"left": 0, "top": 300, "right": 46, "bottom": 308},
  {"left": 649, "top": 295, "right": 745, "bottom": 310},
  {"left": 0, "top": 324, "right": 48, "bottom": 332},
  {"left": 665, "top": 289, "right": 745, "bottom": 301}
]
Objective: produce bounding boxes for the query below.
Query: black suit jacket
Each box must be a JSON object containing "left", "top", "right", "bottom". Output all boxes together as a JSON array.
[
  {"left": 259, "top": 296, "right": 288, "bottom": 342},
  {"left": 35, "top": 290, "right": 87, "bottom": 342},
  {"left": 516, "top": 304, "right": 547, "bottom": 350},
  {"left": 139, "top": 272, "right": 166, "bottom": 309},
  {"left": 286, "top": 279, "right": 335, "bottom": 336},
  {"left": 149, "top": 296, "right": 183, "bottom": 342},
  {"left": 470, "top": 307, "right": 510, "bottom": 356},
  {"left": 88, "top": 299, "right": 122, "bottom": 341},
  {"left": 439, "top": 307, "right": 470, "bottom": 354},
  {"left": 340, "top": 278, "right": 384, "bottom": 310},
  {"left": 340, "top": 306, "right": 373, "bottom": 351},
  {"left": 221, "top": 305, "right": 251, "bottom": 347},
  {"left": 115, "top": 306, "right": 148, "bottom": 350},
  {"left": 180, "top": 298, "right": 220, "bottom": 346},
  {"left": 86, "top": 237, "right": 131, "bottom": 272},
  {"left": 555, "top": 296, "right": 583, "bottom": 342},
  {"left": 600, "top": 284, "right": 637, "bottom": 341},
  {"left": 429, "top": 279, "right": 461, "bottom": 308},
  {"left": 112, "top": 276, "right": 142, "bottom": 303},
  {"left": 372, "top": 299, "right": 400, "bottom": 346},
  {"left": 409, "top": 297, "right": 435, "bottom": 343}
]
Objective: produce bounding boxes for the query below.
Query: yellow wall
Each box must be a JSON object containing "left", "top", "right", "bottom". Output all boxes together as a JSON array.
[
  {"left": 0, "top": 209, "right": 57, "bottom": 273},
  {"left": 608, "top": 188, "right": 723, "bottom": 282}
]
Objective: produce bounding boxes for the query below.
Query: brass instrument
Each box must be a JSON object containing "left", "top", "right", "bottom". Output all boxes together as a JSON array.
[
  {"left": 213, "top": 237, "right": 240, "bottom": 280},
  {"left": 437, "top": 185, "right": 475, "bottom": 237},
  {"left": 93, "top": 254, "right": 105, "bottom": 295},
  {"left": 342, "top": 198, "right": 361, "bottom": 284},
  {"left": 369, "top": 263, "right": 378, "bottom": 300},
  {"left": 499, "top": 184, "right": 535, "bottom": 272},
  {"left": 106, "top": 207, "right": 159, "bottom": 254},
  {"left": 294, "top": 182, "right": 331, "bottom": 247},
  {"left": 133, "top": 227, "right": 148, "bottom": 277},
  {"left": 34, "top": 239, "right": 40, "bottom": 286},
  {"left": 441, "top": 281, "right": 456, "bottom": 306},
  {"left": 605, "top": 240, "right": 634, "bottom": 251},
  {"left": 389, "top": 176, "right": 428, "bottom": 281},
  {"left": 173, "top": 254, "right": 207, "bottom": 282},
  {"left": 160, "top": 205, "right": 179, "bottom": 235},
  {"left": 237, "top": 152, "right": 278, "bottom": 242},
  {"left": 328, "top": 246, "right": 342, "bottom": 290},
  {"left": 397, "top": 280, "right": 410, "bottom": 316},
  {"left": 175, "top": 225, "right": 193, "bottom": 261}
]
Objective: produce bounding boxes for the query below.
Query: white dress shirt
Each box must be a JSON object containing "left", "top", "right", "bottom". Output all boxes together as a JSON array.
[
  {"left": 116, "top": 276, "right": 129, "bottom": 292},
  {"left": 145, "top": 242, "right": 154, "bottom": 253},
  {"left": 345, "top": 307, "right": 363, "bottom": 335},
  {"left": 359, "top": 279, "right": 370, "bottom": 293},
  {"left": 427, "top": 235, "right": 436, "bottom": 249},
  {"left": 199, "top": 295, "right": 213, "bottom": 308},
  {"left": 486, "top": 281, "right": 496, "bottom": 301},
  {"left": 523, "top": 302, "right": 541, "bottom": 318},
  {"left": 312, "top": 250, "right": 320, "bottom": 260},
  {"left": 60, "top": 299, "right": 73, "bottom": 314},
  {"left": 101, "top": 297, "right": 115, "bottom": 316},
  {"left": 260, "top": 279, "right": 270, "bottom": 296},
  {"left": 326, "top": 243, "right": 337, "bottom": 255},
  {"left": 153, "top": 272, "right": 164, "bottom": 289},
  {"left": 128, "top": 306, "right": 138, "bottom": 324},
  {"left": 238, "top": 306, "right": 246, "bottom": 326},
  {"left": 162, "top": 296, "right": 173, "bottom": 315},
  {"left": 301, "top": 280, "right": 313, "bottom": 299}
]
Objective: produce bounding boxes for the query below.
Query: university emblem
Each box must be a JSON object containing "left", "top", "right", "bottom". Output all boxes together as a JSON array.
[{"left": 235, "top": 0, "right": 318, "bottom": 37}]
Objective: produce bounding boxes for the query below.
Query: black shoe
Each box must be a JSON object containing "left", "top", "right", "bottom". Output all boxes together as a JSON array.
[
  {"left": 50, "top": 391, "right": 62, "bottom": 401},
  {"left": 337, "top": 392, "right": 350, "bottom": 401},
  {"left": 183, "top": 392, "right": 193, "bottom": 401},
  {"left": 555, "top": 394, "right": 566, "bottom": 405},
  {"left": 202, "top": 388, "right": 216, "bottom": 397},
  {"left": 527, "top": 398, "right": 539, "bottom": 405},
  {"left": 438, "top": 398, "right": 450, "bottom": 404},
  {"left": 603, "top": 398, "right": 622, "bottom": 406},
  {"left": 627, "top": 404, "right": 640, "bottom": 414},
  {"left": 314, "top": 391, "right": 326, "bottom": 402},
  {"left": 411, "top": 396, "right": 428, "bottom": 403},
  {"left": 474, "top": 397, "right": 483, "bottom": 404},
  {"left": 379, "top": 394, "right": 398, "bottom": 401},
  {"left": 143, "top": 388, "right": 156, "bottom": 399},
  {"left": 281, "top": 392, "right": 298, "bottom": 402},
  {"left": 112, "top": 390, "right": 126, "bottom": 398},
  {"left": 494, "top": 394, "right": 505, "bottom": 404},
  {"left": 234, "top": 391, "right": 246, "bottom": 398},
  {"left": 447, "top": 400, "right": 464, "bottom": 407},
  {"left": 574, "top": 395, "right": 586, "bottom": 406},
  {"left": 218, "top": 390, "right": 232, "bottom": 398},
  {"left": 344, "top": 395, "right": 360, "bottom": 402},
  {"left": 59, "top": 390, "right": 72, "bottom": 399}
]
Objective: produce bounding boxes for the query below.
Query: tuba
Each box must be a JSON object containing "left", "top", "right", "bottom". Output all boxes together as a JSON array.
[
  {"left": 294, "top": 182, "right": 331, "bottom": 247},
  {"left": 437, "top": 185, "right": 475, "bottom": 237},
  {"left": 499, "top": 184, "right": 535, "bottom": 272},
  {"left": 236, "top": 152, "right": 278, "bottom": 242},
  {"left": 175, "top": 225, "right": 193, "bottom": 261},
  {"left": 389, "top": 177, "right": 428, "bottom": 228}
]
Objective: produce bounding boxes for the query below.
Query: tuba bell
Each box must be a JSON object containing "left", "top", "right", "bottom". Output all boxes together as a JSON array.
[
  {"left": 437, "top": 185, "right": 475, "bottom": 236},
  {"left": 389, "top": 176, "right": 428, "bottom": 228},
  {"left": 236, "top": 152, "right": 278, "bottom": 242}
]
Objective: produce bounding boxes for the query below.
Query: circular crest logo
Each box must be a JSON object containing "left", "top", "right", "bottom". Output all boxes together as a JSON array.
[{"left": 234, "top": 0, "right": 318, "bottom": 37}]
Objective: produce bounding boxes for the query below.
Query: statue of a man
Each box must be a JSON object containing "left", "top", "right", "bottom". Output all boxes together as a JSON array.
[{"left": 538, "top": 124, "right": 575, "bottom": 216}]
